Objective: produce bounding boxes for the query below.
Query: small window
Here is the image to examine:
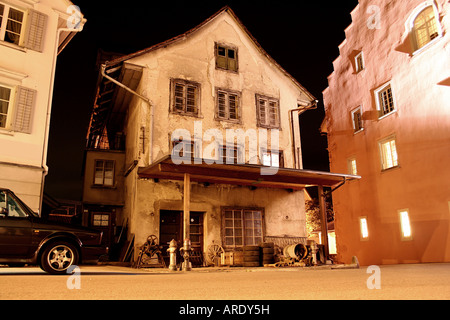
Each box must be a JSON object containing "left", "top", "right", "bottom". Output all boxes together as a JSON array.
[
  {"left": 0, "top": 85, "right": 11, "bottom": 128},
  {"left": 348, "top": 158, "right": 358, "bottom": 175},
  {"left": 413, "top": 6, "right": 439, "bottom": 50},
  {"left": 261, "top": 149, "right": 284, "bottom": 168},
  {"left": 172, "top": 139, "right": 200, "bottom": 162},
  {"left": 92, "top": 213, "right": 109, "bottom": 227},
  {"left": 355, "top": 52, "right": 365, "bottom": 73},
  {"left": 94, "top": 160, "right": 115, "bottom": 186},
  {"left": 379, "top": 136, "right": 399, "bottom": 170},
  {"left": 351, "top": 107, "right": 363, "bottom": 133},
  {"left": 216, "top": 89, "right": 240, "bottom": 121},
  {"left": 220, "top": 144, "right": 243, "bottom": 165},
  {"left": 215, "top": 43, "right": 238, "bottom": 72},
  {"left": 359, "top": 217, "right": 369, "bottom": 240},
  {"left": 375, "top": 83, "right": 395, "bottom": 118},
  {"left": 0, "top": 4, "right": 24, "bottom": 45},
  {"left": 171, "top": 79, "right": 200, "bottom": 116},
  {"left": 256, "top": 94, "right": 280, "bottom": 128},
  {"left": 399, "top": 210, "right": 412, "bottom": 240},
  {"left": 223, "top": 208, "right": 264, "bottom": 248}
]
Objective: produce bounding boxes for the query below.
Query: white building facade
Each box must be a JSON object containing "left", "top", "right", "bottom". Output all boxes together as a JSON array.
[{"left": 0, "top": 0, "right": 85, "bottom": 213}]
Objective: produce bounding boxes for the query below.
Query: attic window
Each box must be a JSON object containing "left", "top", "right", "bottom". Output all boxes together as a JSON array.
[{"left": 215, "top": 43, "right": 238, "bottom": 72}]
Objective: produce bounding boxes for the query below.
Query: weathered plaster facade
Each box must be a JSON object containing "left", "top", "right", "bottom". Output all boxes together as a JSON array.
[
  {"left": 323, "top": 0, "right": 450, "bottom": 265},
  {"left": 119, "top": 8, "right": 312, "bottom": 253},
  {"left": 0, "top": 0, "right": 85, "bottom": 212}
]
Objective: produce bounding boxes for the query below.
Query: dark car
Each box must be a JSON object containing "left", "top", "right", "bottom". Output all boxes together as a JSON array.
[{"left": 0, "top": 188, "right": 107, "bottom": 274}]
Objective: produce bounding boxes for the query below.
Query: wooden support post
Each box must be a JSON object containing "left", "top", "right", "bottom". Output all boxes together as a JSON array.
[
  {"left": 318, "top": 185, "right": 329, "bottom": 261},
  {"left": 183, "top": 173, "right": 191, "bottom": 241}
]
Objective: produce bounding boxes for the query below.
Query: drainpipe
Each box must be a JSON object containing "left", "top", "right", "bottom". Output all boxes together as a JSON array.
[
  {"left": 100, "top": 64, "right": 153, "bottom": 166},
  {"left": 289, "top": 99, "right": 318, "bottom": 169},
  {"left": 39, "top": 23, "right": 85, "bottom": 216}
]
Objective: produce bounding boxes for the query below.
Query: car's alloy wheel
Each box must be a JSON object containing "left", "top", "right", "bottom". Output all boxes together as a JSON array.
[{"left": 40, "top": 242, "right": 79, "bottom": 275}]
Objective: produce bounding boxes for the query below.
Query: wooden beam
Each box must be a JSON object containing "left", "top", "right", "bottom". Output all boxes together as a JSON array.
[
  {"left": 318, "top": 185, "right": 329, "bottom": 260},
  {"left": 183, "top": 173, "right": 191, "bottom": 241}
]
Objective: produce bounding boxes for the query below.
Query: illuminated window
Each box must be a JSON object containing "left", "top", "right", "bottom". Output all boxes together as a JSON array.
[
  {"left": 399, "top": 210, "right": 412, "bottom": 240},
  {"left": 261, "top": 149, "right": 284, "bottom": 168},
  {"left": 375, "top": 83, "right": 396, "bottom": 118},
  {"left": 360, "top": 217, "right": 369, "bottom": 240},
  {"left": 92, "top": 213, "right": 109, "bottom": 227},
  {"left": 413, "top": 6, "right": 439, "bottom": 50},
  {"left": 348, "top": 158, "right": 358, "bottom": 175},
  {"left": 379, "top": 136, "right": 399, "bottom": 170}
]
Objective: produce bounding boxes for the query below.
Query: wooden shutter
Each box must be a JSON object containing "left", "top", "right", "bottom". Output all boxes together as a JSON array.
[
  {"left": 12, "top": 86, "right": 36, "bottom": 134},
  {"left": 186, "top": 85, "right": 197, "bottom": 114},
  {"left": 173, "top": 83, "right": 185, "bottom": 112},
  {"left": 21, "top": 9, "right": 47, "bottom": 52},
  {"left": 217, "top": 91, "right": 227, "bottom": 119},
  {"left": 228, "top": 94, "right": 238, "bottom": 120},
  {"left": 257, "top": 98, "right": 266, "bottom": 126}
]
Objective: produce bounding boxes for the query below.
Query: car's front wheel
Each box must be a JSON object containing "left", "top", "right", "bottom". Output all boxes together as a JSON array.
[{"left": 40, "top": 241, "right": 79, "bottom": 275}]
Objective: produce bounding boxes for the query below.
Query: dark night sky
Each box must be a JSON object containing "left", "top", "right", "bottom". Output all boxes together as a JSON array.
[{"left": 44, "top": 0, "right": 358, "bottom": 201}]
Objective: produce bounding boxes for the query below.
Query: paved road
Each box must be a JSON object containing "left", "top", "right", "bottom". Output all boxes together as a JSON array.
[{"left": 1, "top": 263, "right": 449, "bottom": 300}]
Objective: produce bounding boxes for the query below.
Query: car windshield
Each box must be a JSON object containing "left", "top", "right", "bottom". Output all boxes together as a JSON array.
[{"left": 0, "top": 190, "right": 39, "bottom": 218}]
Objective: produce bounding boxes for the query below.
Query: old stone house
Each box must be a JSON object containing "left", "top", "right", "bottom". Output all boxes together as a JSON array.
[
  {"left": 323, "top": 0, "right": 450, "bottom": 265},
  {"left": 82, "top": 7, "right": 356, "bottom": 264},
  {"left": 0, "top": 0, "right": 85, "bottom": 213}
]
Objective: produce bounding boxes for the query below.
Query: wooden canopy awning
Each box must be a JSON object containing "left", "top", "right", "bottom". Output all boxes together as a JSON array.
[{"left": 137, "top": 155, "right": 360, "bottom": 190}]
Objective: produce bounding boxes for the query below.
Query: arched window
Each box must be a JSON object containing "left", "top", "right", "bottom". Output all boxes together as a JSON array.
[{"left": 413, "top": 6, "right": 439, "bottom": 50}]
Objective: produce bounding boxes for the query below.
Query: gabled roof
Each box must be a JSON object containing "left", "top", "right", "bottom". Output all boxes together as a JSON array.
[{"left": 103, "top": 6, "right": 315, "bottom": 101}]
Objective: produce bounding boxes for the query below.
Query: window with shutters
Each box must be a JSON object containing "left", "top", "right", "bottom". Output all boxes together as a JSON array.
[
  {"left": 0, "top": 3, "right": 46, "bottom": 51},
  {"left": 94, "top": 160, "right": 115, "bottom": 187},
  {"left": 375, "top": 83, "right": 396, "bottom": 118},
  {"left": 0, "top": 84, "right": 35, "bottom": 133},
  {"left": 215, "top": 43, "right": 238, "bottom": 72},
  {"left": 215, "top": 88, "right": 240, "bottom": 122},
  {"left": 222, "top": 207, "right": 264, "bottom": 248},
  {"left": 170, "top": 79, "right": 200, "bottom": 116},
  {"left": 256, "top": 94, "right": 280, "bottom": 128}
]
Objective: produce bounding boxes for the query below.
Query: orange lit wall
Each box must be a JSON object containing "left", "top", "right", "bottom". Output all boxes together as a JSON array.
[{"left": 323, "top": 0, "right": 450, "bottom": 265}]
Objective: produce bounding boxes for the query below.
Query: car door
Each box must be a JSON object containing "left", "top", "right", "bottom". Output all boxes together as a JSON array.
[{"left": 0, "top": 191, "right": 33, "bottom": 258}]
